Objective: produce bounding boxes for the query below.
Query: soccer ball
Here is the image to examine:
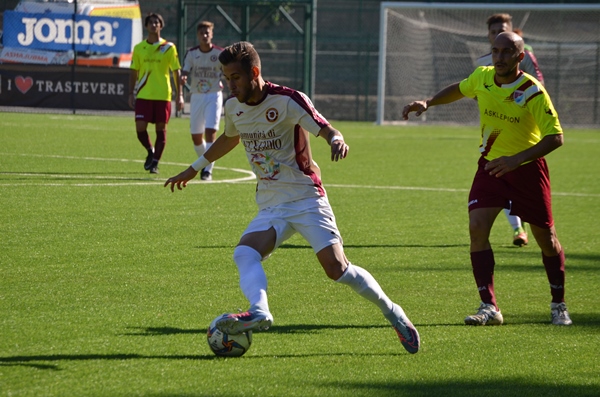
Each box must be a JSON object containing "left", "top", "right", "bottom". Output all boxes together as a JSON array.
[{"left": 206, "top": 314, "right": 252, "bottom": 357}]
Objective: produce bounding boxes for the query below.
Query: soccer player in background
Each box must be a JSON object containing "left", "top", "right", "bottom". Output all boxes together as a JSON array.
[
  {"left": 476, "top": 13, "right": 546, "bottom": 247},
  {"left": 164, "top": 41, "right": 421, "bottom": 353},
  {"left": 180, "top": 21, "right": 224, "bottom": 181},
  {"left": 403, "top": 32, "right": 572, "bottom": 326},
  {"left": 129, "top": 13, "right": 183, "bottom": 174}
]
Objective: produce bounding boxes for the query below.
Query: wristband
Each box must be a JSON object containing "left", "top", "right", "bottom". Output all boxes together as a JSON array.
[
  {"left": 191, "top": 155, "right": 210, "bottom": 172},
  {"left": 330, "top": 135, "right": 344, "bottom": 144}
]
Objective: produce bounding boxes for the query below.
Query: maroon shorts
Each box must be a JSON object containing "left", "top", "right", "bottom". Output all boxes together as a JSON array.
[
  {"left": 135, "top": 99, "right": 171, "bottom": 124},
  {"left": 468, "top": 156, "right": 554, "bottom": 228}
]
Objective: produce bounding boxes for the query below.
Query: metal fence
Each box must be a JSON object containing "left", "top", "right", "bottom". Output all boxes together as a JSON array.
[{"left": 1, "top": 0, "right": 599, "bottom": 124}]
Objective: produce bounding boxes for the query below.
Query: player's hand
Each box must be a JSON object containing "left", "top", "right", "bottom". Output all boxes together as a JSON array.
[
  {"left": 176, "top": 96, "right": 184, "bottom": 112},
  {"left": 331, "top": 139, "right": 349, "bottom": 162},
  {"left": 484, "top": 156, "right": 520, "bottom": 178},
  {"left": 402, "top": 101, "right": 428, "bottom": 120},
  {"left": 164, "top": 167, "right": 198, "bottom": 192}
]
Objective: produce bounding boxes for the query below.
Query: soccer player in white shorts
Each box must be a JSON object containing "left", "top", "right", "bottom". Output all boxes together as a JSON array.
[
  {"left": 181, "top": 21, "right": 223, "bottom": 181},
  {"left": 165, "top": 41, "right": 421, "bottom": 354}
]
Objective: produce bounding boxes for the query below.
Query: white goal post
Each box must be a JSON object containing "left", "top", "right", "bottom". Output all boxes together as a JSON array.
[{"left": 377, "top": 2, "right": 600, "bottom": 126}]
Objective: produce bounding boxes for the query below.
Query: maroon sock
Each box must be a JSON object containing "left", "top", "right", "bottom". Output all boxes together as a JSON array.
[
  {"left": 136, "top": 130, "right": 152, "bottom": 151},
  {"left": 543, "top": 250, "right": 565, "bottom": 303},
  {"left": 470, "top": 249, "right": 497, "bottom": 310},
  {"left": 154, "top": 129, "right": 166, "bottom": 161}
]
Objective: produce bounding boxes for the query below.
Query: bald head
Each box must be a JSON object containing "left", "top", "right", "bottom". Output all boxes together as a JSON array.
[{"left": 494, "top": 31, "right": 524, "bottom": 54}]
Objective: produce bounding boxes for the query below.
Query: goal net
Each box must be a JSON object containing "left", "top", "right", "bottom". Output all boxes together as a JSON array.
[{"left": 377, "top": 2, "right": 600, "bottom": 126}]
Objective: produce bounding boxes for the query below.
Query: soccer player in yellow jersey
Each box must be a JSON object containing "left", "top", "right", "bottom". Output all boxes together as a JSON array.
[
  {"left": 129, "top": 13, "right": 183, "bottom": 174},
  {"left": 402, "top": 32, "right": 572, "bottom": 326}
]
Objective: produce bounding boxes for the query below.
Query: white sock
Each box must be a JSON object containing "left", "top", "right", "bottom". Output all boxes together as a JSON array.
[
  {"left": 233, "top": 245, "right": 269, "bottom": 313},
  {"left": 504, "top": 209, "right": 522, "bottom": 230},
  {"left": 205, "top": 142, "right": 215, "bottom": 173},
  {"left": 194, "top": 141, "right": 206, "bottom": 158},
  {"left": 336, "top": 263, "right": 394, "bottom": 315}
]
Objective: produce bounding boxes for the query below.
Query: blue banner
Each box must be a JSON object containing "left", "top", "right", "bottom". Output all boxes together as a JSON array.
[{"left": 3, "top": 11, "right": 133, "bottom": 54}]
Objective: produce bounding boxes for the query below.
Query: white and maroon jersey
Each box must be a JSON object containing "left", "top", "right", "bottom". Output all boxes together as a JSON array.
[
  {"left": 476, "top": 50, "right": 545, "bottom": 86},
  {"left": 224, "top": 82, "right": 331, "bottom": 209},
  {"left": 182, "top": 45, "right": 223, "bottom": 94}
]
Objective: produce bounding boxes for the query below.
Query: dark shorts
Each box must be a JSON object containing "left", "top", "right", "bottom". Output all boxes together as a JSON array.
[
  {"left": 135, "top": 99, "right": 171, "bottom": 124},
  {"left": 468, "top": 156, "right": 554, "bottom": 229}
]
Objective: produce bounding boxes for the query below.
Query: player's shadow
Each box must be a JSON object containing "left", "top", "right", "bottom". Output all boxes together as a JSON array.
[
  {"left": 193, "top": 243, "right": 469, "bottom": 250},
  {"left": 0, "top": 353, "right": 214, "bottom": 370},
  {"left": 0, "top": 171, "right": 159, "bottom": 181},
  {"left": 122, "top": 326, "right": 206, "bottom": 336},
  {"left": 279, "top": 243, "right": 469, "bottom": 249}
]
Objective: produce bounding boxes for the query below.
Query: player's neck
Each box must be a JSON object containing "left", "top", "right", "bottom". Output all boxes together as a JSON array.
[
  {"left": 495, "top": 69, "right": 522, "bottom": 85},
  {"left": 246, "top": 78, "right": 268, "bottom": 105},
  {"left": 146, "top": 33, "right": 161, "bottom": 44},
  {"left": 200, "top": 42, "right": 212, "bottom": 52}
]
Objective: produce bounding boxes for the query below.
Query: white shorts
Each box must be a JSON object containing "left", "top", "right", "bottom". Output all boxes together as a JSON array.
[
  {"left": 189, "top": 91, "right": 223, "bottom": 134},
  {"left": 242, "top": 196, "right": 343, "bottom": 255}
]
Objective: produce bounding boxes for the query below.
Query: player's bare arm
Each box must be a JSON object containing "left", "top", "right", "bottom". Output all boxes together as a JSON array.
[
  {"left": 485, "top": 134, "right": 564, "bottom": 178},
  {"left": 164, "top": 133, "right": 241, "bottom": 191},
  {"left": 128, "top": 70, "right": 138, "bottom": 109},
  {"left": 320, "top": 125, "right": 349, "bottom": 162},
  {"left": 174, "top": 69, "right": 184, "bottom": 112},
  {"left": 402, "top": 83, "right": 465, "bottom": 119}
]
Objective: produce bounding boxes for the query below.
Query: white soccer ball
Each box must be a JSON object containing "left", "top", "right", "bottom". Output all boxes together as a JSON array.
[{"left": 206, "top": 314, "right": 252, "bottom": 357}]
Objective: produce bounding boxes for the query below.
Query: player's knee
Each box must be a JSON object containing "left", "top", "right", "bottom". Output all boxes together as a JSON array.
[
  {"left": 320, "top": 259, "right": 346, "bottom": 280},
  {"left": 233, "top": 245, "right": 262, "bottom": 266},
  {"left": 469, "top": 218, "right": 490, "bottom": 238}
]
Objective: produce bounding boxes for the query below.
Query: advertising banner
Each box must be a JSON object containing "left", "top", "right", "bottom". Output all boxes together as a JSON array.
[
  {"left": 0, "top": 64, "right": 130, "bottom": 110},
  {"left": 3, "top": 10, "right": 133, "bottom": 54}
]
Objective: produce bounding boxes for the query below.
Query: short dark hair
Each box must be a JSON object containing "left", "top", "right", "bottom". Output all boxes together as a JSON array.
[
  {"left": 486, "top": 13, "right": 512, "bottom": 30},
  {"left": 145, "top": 13, "right": 165, "bottom": 28},
  {"left": 197, "top": 21, "right": 214, "bottom": 31},
  {"left": 218, "top": 41, "right": 261, "bottom": 76}
]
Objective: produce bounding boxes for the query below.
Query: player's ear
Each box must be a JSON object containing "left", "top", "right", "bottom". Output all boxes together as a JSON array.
[
  {"left": 251, "top": 66, "right": 260, "bottom": 80},
  {"left": 517, "top": 51, "right": 525, "bottom": 62}
]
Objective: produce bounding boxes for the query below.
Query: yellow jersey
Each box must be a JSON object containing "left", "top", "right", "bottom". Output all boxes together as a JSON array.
[
  {"left": 459, "top": 66, "right": 562, "bottom": 162},
  {"left": 131, "top": 39, "right": 181, "bottom": 101}
]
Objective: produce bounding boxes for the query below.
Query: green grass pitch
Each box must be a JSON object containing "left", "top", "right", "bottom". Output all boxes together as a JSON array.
[{"left": 1, "top": 112, "right": 599, "bottom": 396}]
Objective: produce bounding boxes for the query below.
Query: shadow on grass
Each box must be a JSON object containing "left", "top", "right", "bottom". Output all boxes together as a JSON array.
[
  {"left": 320, "top": 379, "right": 600, "bottom": 397},
  {"left": 279, "top": 243, "right": 470, "bottom": 249},
  {"left": 193, "top": 242, "right": 470, "bottom": 250},
  {"left": 0, "top": 171, "right": 159, "bottom": 181},
  {"left": 122, "top": 324, "right": 395, "bottom": 337},
  {"left": 0, "top": 353, "right": 215, "bottom": 370}
]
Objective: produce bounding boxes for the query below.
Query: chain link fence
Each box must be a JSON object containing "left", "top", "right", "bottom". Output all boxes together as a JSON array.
[{"left": 1, "top": 0, "right": 599, "bottom": 124}]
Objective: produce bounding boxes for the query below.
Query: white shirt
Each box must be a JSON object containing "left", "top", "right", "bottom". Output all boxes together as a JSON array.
[
  {"left": 224, "top": 82, "right": 330, "bottom": 210},
  {"left": 182, "top": 45, "right": 223, "bottom": 94}
]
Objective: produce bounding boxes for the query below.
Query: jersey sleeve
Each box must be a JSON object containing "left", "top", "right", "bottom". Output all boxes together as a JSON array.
[
  {"left": 459, "top": 67, "right": 483, "bottom": 99},
  {"left": 528, "top": 90, "right": 563, "bottom": 137},
  {"left": 223, "top": 100, "right": 238, "bottom": 137},
  {"left": 170, "top": 46, "right": 181, "bottom": 71},
  {"left": 130, "top": 46, "right": 140, "bottom": 71},
  {"left": 287, "top": 91, "right": 329, "bottom": 136},
  {"left": 182, "top": 50, "right": 192, "bottom": 73}
]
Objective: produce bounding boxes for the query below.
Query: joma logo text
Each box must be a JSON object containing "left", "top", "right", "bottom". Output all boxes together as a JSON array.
[{"left": 18, "top": 17, "right": 118, "bottom": 47}]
